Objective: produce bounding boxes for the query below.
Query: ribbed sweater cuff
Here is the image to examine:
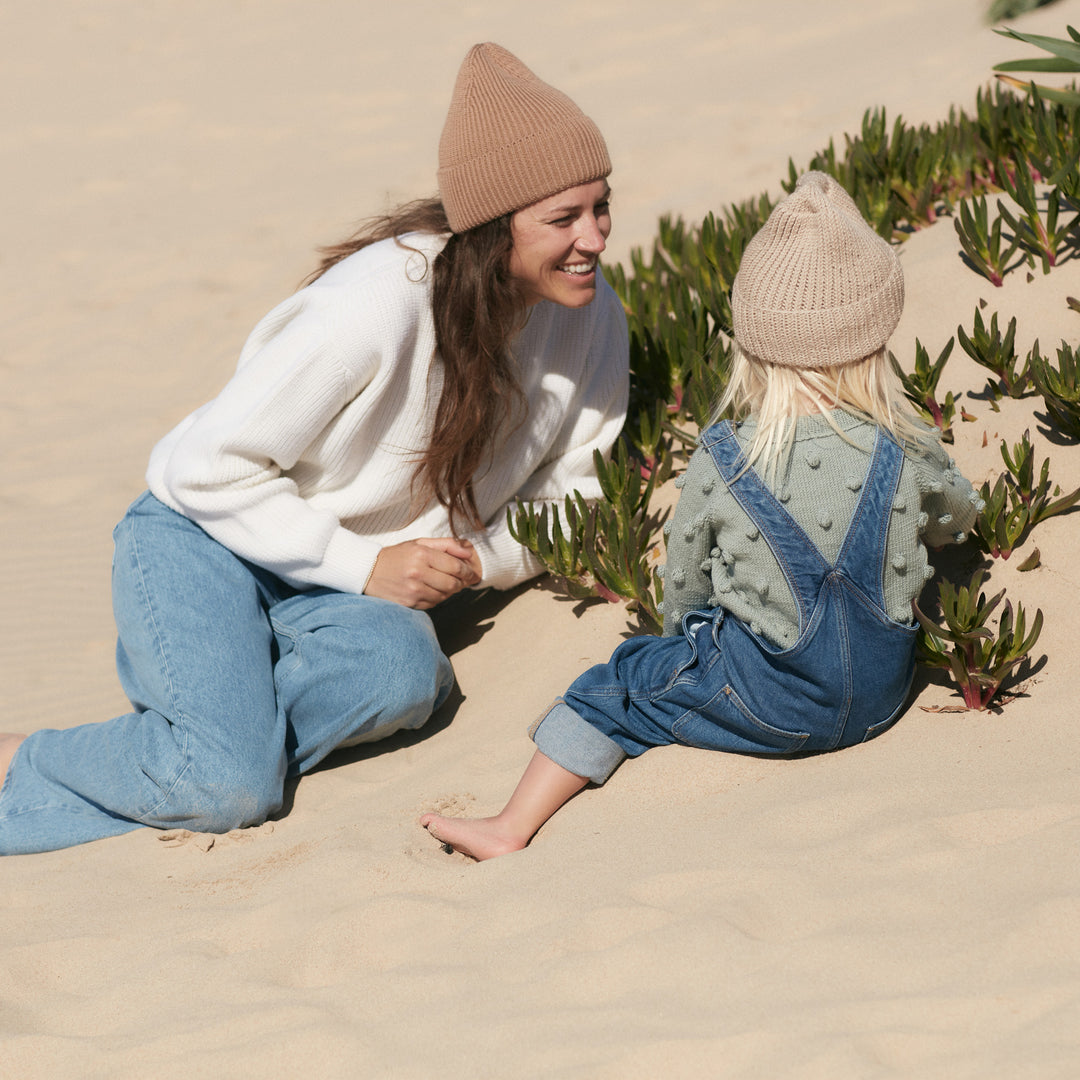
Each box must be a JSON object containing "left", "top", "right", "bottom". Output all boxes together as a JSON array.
[{"left": 319, "top": 529, "right": 384, "bottom": 595}]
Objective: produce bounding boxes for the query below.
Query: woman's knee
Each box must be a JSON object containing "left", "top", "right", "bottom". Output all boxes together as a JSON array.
[
  {"left": 284, "top": 596, "right": 452, "bottom": 701},
  {"left": 373, "top": 607, "right": 454, "bottom": 711},
  {"left": 319, "top": 613, "right": 453, "bottom": 718},
  {"left": 163, "top": 782, "right": 282, "bottom": 834},
  {"left": 137, "top": 739, "right": 286, "bottom": 834},
  {"left": 144, "top": 776, "right": 283, "bottom": 834}
]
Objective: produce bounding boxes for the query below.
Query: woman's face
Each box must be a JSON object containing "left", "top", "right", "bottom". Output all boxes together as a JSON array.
[{"left": 507, "top": 179, "right": 612, "bottom": 308}]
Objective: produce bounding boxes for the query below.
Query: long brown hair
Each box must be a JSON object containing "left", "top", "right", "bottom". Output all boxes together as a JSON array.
[{"left": 305, "top": 197, "right": 528, "bottom": 535}]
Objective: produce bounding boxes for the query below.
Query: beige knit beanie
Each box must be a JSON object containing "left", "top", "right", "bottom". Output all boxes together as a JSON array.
[
  {"left": 437, "top": 43, "right": 611, "bottom": 233},
  {"left": 731, "top": 171, "right": 904, "bottom": 369}
]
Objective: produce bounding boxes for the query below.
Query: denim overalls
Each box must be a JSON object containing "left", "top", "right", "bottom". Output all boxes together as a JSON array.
[{"left": 532, "top": 420, "right": 918, "bottom": 784}]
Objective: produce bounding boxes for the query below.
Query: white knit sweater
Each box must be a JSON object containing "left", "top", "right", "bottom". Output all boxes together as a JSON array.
[{"left": 147, "top": 232, "right": 629, "bottom": 594}]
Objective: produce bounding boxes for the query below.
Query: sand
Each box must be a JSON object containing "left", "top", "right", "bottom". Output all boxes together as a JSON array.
[{"left": 3, "top": 1, "right": 1080, "bottom": 1076}]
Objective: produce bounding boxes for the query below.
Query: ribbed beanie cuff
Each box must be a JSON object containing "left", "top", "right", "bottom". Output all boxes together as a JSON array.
[
  {"left": 731, "top": 171, "right": 904, "bottom": 368},
  {"left": 438, "top": 43, "right": 611, "bottom": 233}
]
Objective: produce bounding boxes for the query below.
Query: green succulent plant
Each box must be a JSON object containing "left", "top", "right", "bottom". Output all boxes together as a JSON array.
[
  {"left": 971, "top": 429, "right": 1080, "bottom": 557},
  {"left": 995, "top": 150, "right": 1080, "bottom": 272},
  {"left": 957, "top": 308, "right": 1031, "bottom": 399},
  {"left": 953, "top": 194, "right": 1023, "bottom": 286},
  {"left": 1030, "top": 340, "right": 1080, "bottom": 437},
  {"left": 889, "top": 338, "right": 960, "bottom": 440},
  {"left": 994, "top": 25, "right": 1080, "bottom": 107},
  {"left": 914, "top": 571, "right": 1043, "bottom": 710},
  {"left": 509, "top": 441, "right": 666, "bottom": 632}
]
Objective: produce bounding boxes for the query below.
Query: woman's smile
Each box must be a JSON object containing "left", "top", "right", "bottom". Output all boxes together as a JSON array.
[{"left": 508, "top": 179, "right": 612, "bottom": 308}]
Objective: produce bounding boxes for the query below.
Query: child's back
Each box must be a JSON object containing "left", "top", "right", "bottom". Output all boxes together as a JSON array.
[{"left": 663, "top": 412, "right": 981, "bottom": 649}]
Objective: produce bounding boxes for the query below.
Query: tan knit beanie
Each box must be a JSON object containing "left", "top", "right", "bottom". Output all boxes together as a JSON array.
[
  {"left": 438, "top": 43, "right": 611, "bottom": 233},
  {"left": 731, "top": 171, "right": 904, "bottom": 368}
]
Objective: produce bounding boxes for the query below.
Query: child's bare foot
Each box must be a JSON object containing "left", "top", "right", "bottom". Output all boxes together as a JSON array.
[
  {"left": 0, "top": 733, "right": 26, "bottom": 791},
  {"left": 420, "top": 812, "right": 528, "bottom": 861}
]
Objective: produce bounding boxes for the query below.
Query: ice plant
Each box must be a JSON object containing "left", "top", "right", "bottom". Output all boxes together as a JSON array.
[
  {"left": 994, "top": 25, "right": 1080, "bottom": 108},
  {"left": 957, "top": 307, "right": 1030, "bottom": 399},
  {"left": 972, "top": 473, "right": 1028, "bottom": 558},
  {"left": 1031, "top": 340, "right": 1080, "bottom": 437},
  {"left": 914, "top": 572, "right": 1043, "bottom": 710},
  {"left": 582, "top": 444, "right": 666, "bottom": 631},
  {"left": 1000, "top": 429, "right": 1080, "bottom": 526},
  {"left": 971, "top": 430, "right": 1080, "bottom": 557},
  {"left": 995, "top": 151, "right": 1079, "bottom": 273},
  {"left": 627, "top": 400, "right": 674, "bottom": 483},
  {"left": 953, "top": 194, "right": 1022, "bottom": 286},
  {"left": 508, "top": 497, "right": 594, "bottom": 601},
  {"left": 889, "top": 337, "right": 958, "bottom": 440},
  {"left": 509, "top": 441, "right": 666, "bottom": 632}
]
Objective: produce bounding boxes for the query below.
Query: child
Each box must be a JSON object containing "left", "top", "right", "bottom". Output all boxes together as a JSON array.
[{"left": 421, "top": 171, "right": 981, "bottom": 861}]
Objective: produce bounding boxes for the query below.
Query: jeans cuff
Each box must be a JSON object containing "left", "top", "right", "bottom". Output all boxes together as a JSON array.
[{"left": 529, "top": 700, "right": 626, "bottom": 785}]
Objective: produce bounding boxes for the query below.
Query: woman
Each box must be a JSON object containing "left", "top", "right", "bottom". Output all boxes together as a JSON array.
[{"left": 0, "top": 43, "right": 628, "bottom": 854}]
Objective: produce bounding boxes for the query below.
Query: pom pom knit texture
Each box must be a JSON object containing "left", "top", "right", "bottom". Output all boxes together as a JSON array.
[{"left": 660, "top": 413, "right": 981, "bottom": 647}]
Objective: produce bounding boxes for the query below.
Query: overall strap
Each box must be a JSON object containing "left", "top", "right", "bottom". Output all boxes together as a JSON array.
[
  {"left": 830, "top": 428, "right": 905, "bottom": 610},
  {"left": 700, "top": 420, "right": 831, "bottom": 634}
]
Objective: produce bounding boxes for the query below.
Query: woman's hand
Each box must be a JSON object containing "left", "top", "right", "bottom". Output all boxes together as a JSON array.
[{"left": 365, "top": 537, "right": 483, "bottom": 609}]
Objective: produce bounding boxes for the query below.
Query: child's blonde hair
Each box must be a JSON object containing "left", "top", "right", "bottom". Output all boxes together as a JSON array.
[{"left": 713, "top": 344, "right": 926, "bottom": 483}]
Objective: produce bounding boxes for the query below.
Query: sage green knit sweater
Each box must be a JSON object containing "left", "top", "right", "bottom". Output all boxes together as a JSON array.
[{"left": 660, "top": 412, "right": 981, "bottom": 645}]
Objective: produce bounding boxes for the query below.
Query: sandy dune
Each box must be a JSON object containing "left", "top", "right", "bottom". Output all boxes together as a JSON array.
[{"left": 3, "top": 2, "right": 1080, "bottom": 1076}]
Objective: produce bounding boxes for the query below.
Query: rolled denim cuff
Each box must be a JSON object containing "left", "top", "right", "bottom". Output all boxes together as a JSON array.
[{"left": 529, "top": 700, "right": 626, "bottom": 785}]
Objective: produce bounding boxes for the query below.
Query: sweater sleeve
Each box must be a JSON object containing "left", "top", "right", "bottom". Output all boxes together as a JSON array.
[
  {"left": 909, "top": 430, "right": 983, "bottom": 548},
  {"left": 466, "top": 278, "right": 630, "bottom": 590},
  {"left": 148, "top": 286, "right": 389, "bottom": 595}
]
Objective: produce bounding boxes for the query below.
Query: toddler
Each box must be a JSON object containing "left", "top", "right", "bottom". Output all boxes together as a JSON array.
[{"left": 421, "top": 171, "right": 981, "bottom": 861}]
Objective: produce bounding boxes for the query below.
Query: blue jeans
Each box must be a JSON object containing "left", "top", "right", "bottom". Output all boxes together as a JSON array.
[
  {"left": 533, "top": 422, "right": 917, "bottom": 784},
  {"left": 0, "top": 493, "right": 454, "bottom": 855}
]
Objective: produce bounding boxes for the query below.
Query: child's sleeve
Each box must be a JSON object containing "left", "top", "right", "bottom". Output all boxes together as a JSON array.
[
  {"left": 660, "top": 448, "right": 721, "bottom": 637},
  {"left": 911, "top": 433, "right": 983, "bottom": 548}
]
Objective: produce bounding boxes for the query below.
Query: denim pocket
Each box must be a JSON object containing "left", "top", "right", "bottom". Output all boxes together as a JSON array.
[
  {"left": 861, "top": 708, "right": 903, "bottom": 743},
  {"left": 672, "top": 683, "right": 811, "bottom": 754}
]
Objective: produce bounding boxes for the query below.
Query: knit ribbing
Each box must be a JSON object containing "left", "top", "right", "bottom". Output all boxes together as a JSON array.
[
  {"left": 731, "top": 172, "right": 904, "bottom": 368},
  {"left": 147, "top": 233, "right": 628, "bottom": 594},
  {"left": 438, "top": 44, "right": 611, "bottom": 232}
]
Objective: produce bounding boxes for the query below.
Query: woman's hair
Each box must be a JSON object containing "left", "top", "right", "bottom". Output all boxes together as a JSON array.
[
  {"left": 304, "top": 197, "right": 528, "bottom": 536},
  {"left": 713, "top": 345, "right": 927, "bottom": 483}
]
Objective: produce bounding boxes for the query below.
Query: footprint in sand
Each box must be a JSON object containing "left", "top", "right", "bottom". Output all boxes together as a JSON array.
[
  {"left": 157, "top": 821, "right": 275, "bottom": 852},
  {"left": 419, "top": 792, "right": 478, "bottom": 817}
]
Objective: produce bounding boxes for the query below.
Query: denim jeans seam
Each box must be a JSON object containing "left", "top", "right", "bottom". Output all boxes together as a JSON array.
[
  {"left": 126, "top": 512, "right": 193, "bottom": 821},
  {"left": 665, "top": 645, "right": 723, "bottom": 695},
  {"left": 838, "top": 575, "right": 919, "bottom": 632},
  {"left": 0, "top": 753, "right": 54, "bottom": 817},
  {"left": 271, "top": 621, "right": 304, "bottom": 689},
  {"left": 717, "top": 682, "right": 812, "bottom": 744},
  {"left": 570, "top": 685, "right": 631, "bottom": 699},
  {"left": 862, "top": 668, "right": 915, "bottom": 742},
  {"left": 831, "top": 598, "right": 854, "bottom": 751}
]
